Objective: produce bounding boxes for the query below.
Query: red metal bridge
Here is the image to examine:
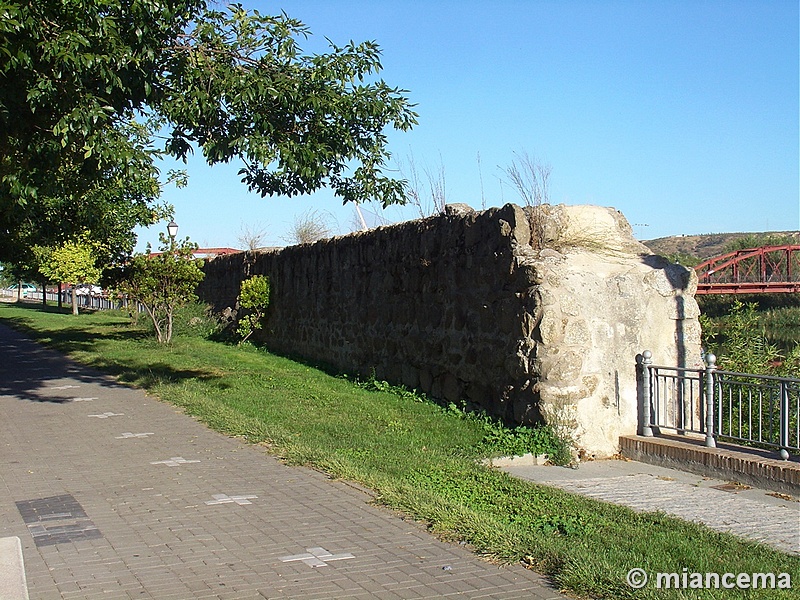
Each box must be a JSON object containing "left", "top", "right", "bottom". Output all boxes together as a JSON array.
[{"left": 694, "top": 245, "right": 800, "bottom": 295}]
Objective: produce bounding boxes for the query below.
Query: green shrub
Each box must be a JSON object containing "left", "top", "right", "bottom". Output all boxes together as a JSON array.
[
  {"left": 237, "top": 275, "right": 270, "bottom": 342},
  {"left": 472, "top": 417, "right": 572, "bottom": 465}
]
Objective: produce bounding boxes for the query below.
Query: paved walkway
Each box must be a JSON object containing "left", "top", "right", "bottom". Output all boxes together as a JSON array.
[
  {"left": 0, "top": 323, "right": 564, "bottom": 600},
  {"left": 504, "top": 458, "right": 800, "bottom": 556}
]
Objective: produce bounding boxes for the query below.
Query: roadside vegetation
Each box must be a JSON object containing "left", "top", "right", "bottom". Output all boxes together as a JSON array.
[
  {"left": 0, "top": 302, "right": 797, "bottom": 600},
  {"left": 694, "top": 228, "right": 800, "bottom": 374},
  {"left": 700, "top": 296, "right": 800, "bottom": 376},
  {"left": 655, "top": 232, "right": 800, "bottom": 374}
]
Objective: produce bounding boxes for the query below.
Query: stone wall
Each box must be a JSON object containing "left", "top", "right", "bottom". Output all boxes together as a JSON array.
[{"left": 197, "top": 203, "right": 701, "bottom": 458}]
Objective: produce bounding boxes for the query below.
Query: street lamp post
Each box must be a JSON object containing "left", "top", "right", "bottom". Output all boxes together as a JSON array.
[
  {"left": 167, "top": 220, "right": 178, "bottom": 251},
  {"left": 167, "top": 220, "right": 178, "bottom": 241}
]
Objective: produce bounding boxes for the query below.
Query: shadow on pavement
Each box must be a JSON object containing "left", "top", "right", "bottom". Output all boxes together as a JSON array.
[{"left": 0, "top": 308, "right": 220, "bottom": 403}]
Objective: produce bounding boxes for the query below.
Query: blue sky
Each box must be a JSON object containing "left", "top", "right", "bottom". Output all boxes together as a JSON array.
[{"left": 136, "top": 0, "right": 799, "bottom": 251}]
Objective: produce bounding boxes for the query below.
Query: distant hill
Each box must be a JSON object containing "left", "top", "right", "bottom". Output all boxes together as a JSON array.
[{"left": 642, "top": 231, "right": 800, "bottom": 262}]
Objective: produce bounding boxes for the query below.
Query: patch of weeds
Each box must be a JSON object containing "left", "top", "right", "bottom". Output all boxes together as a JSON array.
[
  {"left": 529, "top": 513, "right": 589, "bottom": 536},
  {"left": 405, "top": 464, "right": 592, "bottom": 539},
  {"left": 125, "top": 301, "right": 222, "bottom": 339},
  {"left": 350, "top": 373, "right": 423, "bottom": 403},
  {"left": 471, "top": 416, "right": 572, "bottom": 465},
  {"left": 352, "top": 373, "right": 572, "bottom": 465},
  {"left": 170, "top": 302, "right": 224, "bottom": 339}
]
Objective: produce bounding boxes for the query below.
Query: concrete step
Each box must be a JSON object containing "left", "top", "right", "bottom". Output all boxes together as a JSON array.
[
  {"left": 619, "top": 434, "right": 800, "bottom": 496},
  {"left": 0, "top": 537, "right": 28, "bottom": 600}
]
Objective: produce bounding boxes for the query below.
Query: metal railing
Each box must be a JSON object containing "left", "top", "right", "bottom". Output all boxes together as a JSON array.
[
  {"left": 640, "top": 350, "right": 800, "bottom": 460},
  {"left": 3, "top": 289, "right": 142, "bottom": 312}
]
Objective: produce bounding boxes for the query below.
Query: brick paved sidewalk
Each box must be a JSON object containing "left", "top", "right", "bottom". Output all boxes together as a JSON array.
[
  {"left": 0, "top": 323, "right": 565, "bottom": 600},
  {"left": 504, "top": 459, "right": 800, "bottom": 556}
]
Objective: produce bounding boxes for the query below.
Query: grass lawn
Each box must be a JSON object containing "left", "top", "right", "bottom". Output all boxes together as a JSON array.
[{"left": 1, "top": 301, "right": 798, "bottom": 599}]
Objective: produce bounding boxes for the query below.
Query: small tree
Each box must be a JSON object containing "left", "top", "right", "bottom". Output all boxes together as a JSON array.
[
  {"left": 237, "top": 275, "right": 271, "bottom": 343},
  {"left": 116, "top": 236, "right": 205, "bottom": 343},
  {"left": 35, "top": 237, "right": 102, "bottom": 315}
]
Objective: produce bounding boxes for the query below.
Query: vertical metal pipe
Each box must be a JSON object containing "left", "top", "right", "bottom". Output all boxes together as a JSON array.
[
  {"left": 704, "top": 353, "right": 717, "bottom": 448},
  {"left": 795, "top": 386, "right": 799, "bottom": 451},
  {"left": 780, "top": 381, "right": 790, "bottom": 460},
  {"left": 641, "top": 350, "right": 653, "bottom": 437}
]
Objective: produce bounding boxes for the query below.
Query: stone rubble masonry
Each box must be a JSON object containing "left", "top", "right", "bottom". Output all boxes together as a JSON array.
[{"left": 197, "top": 203, "right": 701, "bottom": 458}]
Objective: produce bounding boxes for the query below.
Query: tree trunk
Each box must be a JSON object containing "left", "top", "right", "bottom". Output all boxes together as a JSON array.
[
  {"left": 57, "top": 283, "right": 63, "bottom": 309},
  {"left": 142, "top": 303, "right": 163, "bottom": 343},
  {"left": 165, "top": 310, "right": 173, "bottom": 344},
  {"left": 71, "top": 289, "right": 79, "bottom": 316}
]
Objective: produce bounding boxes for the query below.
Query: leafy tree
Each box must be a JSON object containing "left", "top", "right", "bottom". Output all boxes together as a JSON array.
[
  {"left": 1, "top": 1, "right": 416, "bottom": 265},
  {"left": 0, "top": 259, "right": 39, "bottom": 302},
  {"left": 35, "top": 237, "right": 102, "bottom": 315},
  {"left": 2, "top": 120, "right": 172, "bottom": 267},
  {"left": 236, "top": 275, "right": 270, "bottom": 343},
  {"left": 115, "top": 236, "right": 205, "bottom": 343},
  {"left": 0, "top": 0, "right": 200, "bottom": 207}
]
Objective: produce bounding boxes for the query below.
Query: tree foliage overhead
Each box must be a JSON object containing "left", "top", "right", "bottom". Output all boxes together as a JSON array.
[
  {"left": 0, "top": 0, "right": 201, "bottom": 203},
  {"left": 159, "top": 5, "right": 417, "bottom": 205},
  {"left": 0, "top": 0, "right": 416, "bottom": 265},
  {"left": 1, "top": 119, "right": 171, "bottom": 268}
]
